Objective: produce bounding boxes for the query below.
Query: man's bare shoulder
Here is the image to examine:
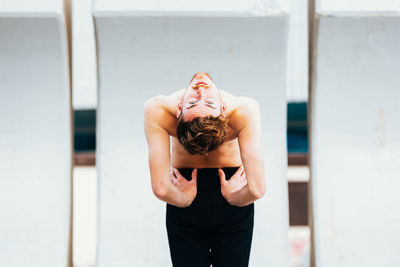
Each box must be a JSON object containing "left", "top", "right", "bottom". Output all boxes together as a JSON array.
[
  {"left": 144, "top": 89, "right": 185, "bottom": 116},
  {"left": 218, "top": 89, "right": 257, "bottom": 109},
  {"left": 144, "top": 95, "right": 166, "bottom": 117},
  {"left": 237, "top": 96, "right": 259, "bottom": 107},
  {"left": 228, "top": 96, "right": 260, "bottom": 132},
  {"left": 230, "top": 96, "right": 260, "bottom": 116}
]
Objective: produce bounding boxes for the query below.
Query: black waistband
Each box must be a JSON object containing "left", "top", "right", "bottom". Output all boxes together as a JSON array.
[{"left": 177, "top": 167, "right": 241, "bottom": 181}]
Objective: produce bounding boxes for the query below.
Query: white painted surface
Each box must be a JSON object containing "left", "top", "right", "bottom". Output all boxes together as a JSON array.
[
  {"left": 286, "top": 0, "right": 308, "bottom": 103},
  {"left": 72, "top": 0, "right": 97, "bottom": 109},
  {"left": 317, "top": 0, "right": 400, "bottom": 13},
  {"left": 0, "top": 8, "right": 71, "bottom": 267},
  {"left": 0, "top": 0, "right": 62, "bottom": 13},
  {"left": 94, "top": 0, "right": 290, "bottom": 14},
  {"left": 311, "top": 13, "right": 400, "bottom": 267},
  {"left": 70, "top": 0, "right": 302, "bottom": 108},
  {"left": 287, "top": 166, "right": 310, "bottom": 182},
  {"left": 73, "top": 167, "right": 97, "bottom": 267},
  {"left": 94, "top": 5, "right": 290, "bottom": 267},
  {"left": 289, "top": 226, "right": 310, "bottom": 267}
]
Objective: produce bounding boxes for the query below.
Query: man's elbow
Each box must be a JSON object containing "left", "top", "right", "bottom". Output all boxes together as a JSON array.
[
  {"left": 249, "top": 184, "right": 266, "bottom": 199},
  {"left": 152, "top": 182, "right": 167, "bottom": 199}
]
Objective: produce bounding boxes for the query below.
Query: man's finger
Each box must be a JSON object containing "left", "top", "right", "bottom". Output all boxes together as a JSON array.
[
  {"left": 171, "top": 175, "right": 178, "bottom": 185},
  {"left": 190, "top": 168, "right": 198, "bottom": 184},
  {"left": 240, "top": 165, "right": 245, "bottom": 176},
  {"left": 172, "top": 168, "right": 185, "bottom": 179},
  {"left": 218, "top": 169, "right": 226, "bottom": 184},
  {"left": 234, "top": 165, "right": 244, "bottom": 176},
  {"left": 177, "top": 176, "right": 187, "bottom": 184}
]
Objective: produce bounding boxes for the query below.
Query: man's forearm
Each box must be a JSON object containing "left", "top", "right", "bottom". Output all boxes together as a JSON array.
[
  {"left": 154, "top": 181, "right": 193, "bottom": 208},
  {"left": 225, "top": 184, "right": 261, "bottom": 207}
]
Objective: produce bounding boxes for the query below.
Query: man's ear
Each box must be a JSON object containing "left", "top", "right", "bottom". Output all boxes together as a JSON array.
[
  {"left": 176, "top": 102, "right": 183, "bottom": 119},
  {"left": 221, "top": 102, "right": 227, "bottom": 117}
]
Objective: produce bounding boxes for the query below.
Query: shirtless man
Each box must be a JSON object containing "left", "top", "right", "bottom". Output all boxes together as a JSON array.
[{"left": 144, "top": 72, "right": 266, "bottom": 267}]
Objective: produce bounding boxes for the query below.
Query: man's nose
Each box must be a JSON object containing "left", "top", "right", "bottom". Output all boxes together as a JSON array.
[
  {"left": 196, "top": 87, "right": 208, "bottom": 100},
  {"left": 196, "top": 88, "right": 203, "bottom": 98}
]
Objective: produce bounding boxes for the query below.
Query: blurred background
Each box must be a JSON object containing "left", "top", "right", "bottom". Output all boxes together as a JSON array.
[
  {"left": 73, "top": 0, "right": 308, "bottom": 266},
  {"left": 1, "top": 0, "right": 399, "bottom": 266}
]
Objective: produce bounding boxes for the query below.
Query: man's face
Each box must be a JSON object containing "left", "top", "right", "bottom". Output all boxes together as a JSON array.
[{"left": 177, "top": 72, "right": 225, "bottom": 121}]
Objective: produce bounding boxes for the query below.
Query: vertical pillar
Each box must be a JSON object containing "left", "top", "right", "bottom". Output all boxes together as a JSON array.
[
  {"left": 310, "top": 1, "right": 400, "bottom": 266},
  {"left": 0, "top": 1, "right": 72, "bottom": 266}
]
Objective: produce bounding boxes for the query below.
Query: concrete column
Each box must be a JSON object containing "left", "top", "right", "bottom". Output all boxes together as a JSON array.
[
  {"left": 310, "top": 1, "right": 400, "bottom": 266},
  {"left": 0, "top": 1, "right": 72, "bottom": 266},
  {"left": 94, "top": 0, "right": 291, "bottom": 266}
]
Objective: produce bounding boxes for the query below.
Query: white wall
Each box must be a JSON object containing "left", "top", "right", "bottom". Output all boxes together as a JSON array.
[
  {"left": 0, "top": 2, "right": 72, "bottom": 266},
  {"left": 73, "top": 167, "right": 97, "bottom": 267},
  {"left": 317, "top": 0, "right": 400, "bottom": 12},
  {"left": 0, "top": 0, "right": 62, "bottom": 13},
  {"left": 72, "top": 0, "right": 97, "bottom": 109},
  {"left": 70, "top": 0, "right": 304, "bottom": 107},
  {"left": 94, "top": 0, "right": 290, "bottom": 14},
  {"left": 286, "top": 0, "right": 308, "bottom": 102},
  {"left": 94, "top": 1, "right": 291, "bottom": 266},
  {"left": 311, "top": 3, "right": 400, "bottom": 266}
]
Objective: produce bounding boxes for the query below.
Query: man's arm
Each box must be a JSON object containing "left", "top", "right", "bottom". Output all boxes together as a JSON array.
[
  {"left": 144, "top": 97, "right": 195, "bottom": 207},
  {"left": 223, "top": 98, "right": 266, "bottom": 206}
]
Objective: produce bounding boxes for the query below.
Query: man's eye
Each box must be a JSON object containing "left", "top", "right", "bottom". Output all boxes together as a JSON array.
[
  {"left": 206, "top": 101, "right": 214, "bottom": 105},
  {"left": 189, "top": 101, "right": 196, "bottom": 104}
]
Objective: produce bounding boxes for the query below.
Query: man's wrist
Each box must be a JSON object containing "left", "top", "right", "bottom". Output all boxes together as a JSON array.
[
  {"left": 170, "top": 184, "right": 194, "bottom": 207},
  {"left": 223, "top": 185, "right": 257, "bottom": 207},
  {"left": 182, "top": 198, "right": 193, "bottom": 207},
  {"left": 172, "top": 195, "right": 193, "bottom": 208},
  {"left": 222, "top": 191, "right": 237, "bottom": 206}
]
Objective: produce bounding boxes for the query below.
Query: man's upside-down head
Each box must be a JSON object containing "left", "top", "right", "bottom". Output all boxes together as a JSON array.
[{"left": 176, "top": 72, "right": 229, "bottom": 155}]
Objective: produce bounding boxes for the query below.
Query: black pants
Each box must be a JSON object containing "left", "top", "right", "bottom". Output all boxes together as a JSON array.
[{"left": 166, "top": 167, "right": 254, "bottom": 267}]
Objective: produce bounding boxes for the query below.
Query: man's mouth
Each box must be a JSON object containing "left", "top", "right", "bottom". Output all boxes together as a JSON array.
[{"left": 195, "top": 81, "right": 208, "bottom": 86}]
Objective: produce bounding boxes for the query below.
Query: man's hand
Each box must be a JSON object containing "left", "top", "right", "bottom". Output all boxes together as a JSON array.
[
  {"left": 170, "top": 168, "right": 198, "bottom": 207},
  {"left": 218, "top": 165, "right": 248, "bottom": 205}
]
